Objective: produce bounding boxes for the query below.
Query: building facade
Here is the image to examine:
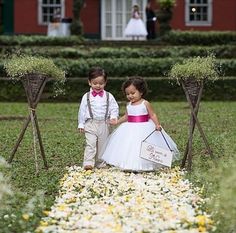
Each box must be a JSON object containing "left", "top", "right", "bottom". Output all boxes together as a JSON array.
[{"left": 1, "top": 0, "right": 236, "bottom": 39}]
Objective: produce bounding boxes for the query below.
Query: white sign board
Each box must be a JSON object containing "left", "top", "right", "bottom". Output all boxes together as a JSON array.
[{"left": 140, "top": 141, "right": 173, "bottom": 167}]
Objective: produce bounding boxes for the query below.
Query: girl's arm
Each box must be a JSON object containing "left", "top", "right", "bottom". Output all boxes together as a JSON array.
[
  {"left": 110, "top": 112, "right": 127, "bottom": 125},
  {"left": 133, "top": 11, "right": 140, "bottom": 19},
  {"left": 144, "top": 101, "right": 162, "bottom": 130},
  {"left": 117, "top": 113, "right": 128, "bottom": 124}
]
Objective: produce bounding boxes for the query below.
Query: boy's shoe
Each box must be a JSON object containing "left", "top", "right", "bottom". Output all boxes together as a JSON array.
[{"left": 84, "top": 165, "right": 93, "bottom": 171}]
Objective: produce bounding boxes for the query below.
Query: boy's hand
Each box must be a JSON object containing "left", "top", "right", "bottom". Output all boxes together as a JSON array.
[{"left": 78, "top": 128, "right": 85, "bottom": 133}]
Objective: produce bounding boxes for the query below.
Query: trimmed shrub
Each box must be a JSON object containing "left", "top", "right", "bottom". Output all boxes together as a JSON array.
[
  {"left": 0, "top": 31, "right": 235, "bottom": 46},
  {"left": 162, "top": 31, "right": 236, "bottom": 45},
  {"left": 1, "top": 58, "right": 236, "bottom": 78},
  {"left": 1, "top": 45, "right": 236, "bottom": 59},
  {"left": 1, "top": 78, "right": 236, "bottom": 102}
]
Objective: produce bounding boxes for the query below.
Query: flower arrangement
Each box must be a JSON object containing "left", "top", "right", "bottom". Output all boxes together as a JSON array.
[
  {"left": 169, "top": 55, "right": 221, "bottom": 84},
  {"left": 4, "top": 55, "right": 66, "bottom": 96},
  {"left": 4, "top": 55, "right": 65, "bottom": 81}
]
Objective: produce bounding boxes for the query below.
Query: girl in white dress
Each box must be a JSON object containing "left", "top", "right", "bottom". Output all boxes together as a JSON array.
[
  {"left": 124, "top": 5, "right": 148, "bottom": 40},
  {"left": 102, "top": 77, "right": 180, "bottom": 171}
]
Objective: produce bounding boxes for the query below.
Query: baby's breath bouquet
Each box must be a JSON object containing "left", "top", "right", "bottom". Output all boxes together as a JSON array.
[
  {"left": 4, "top": 55, "right": 65, "bottom": 80},
  {"left": 4, "top": 55, "right": 66, "bottom": 96},
  {"left": 169, "top": 55, "right": 221, "bottom": 84}
]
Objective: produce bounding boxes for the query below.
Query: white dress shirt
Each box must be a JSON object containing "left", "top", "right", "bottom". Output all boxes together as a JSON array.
[{"left": 78, "top": 89, "right": 119, "bottom": 129}]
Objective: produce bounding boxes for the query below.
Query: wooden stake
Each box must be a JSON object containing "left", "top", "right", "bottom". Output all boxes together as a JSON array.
[
  {"left": 181, "top": 81, "right": 203, "bottom": 169},
  {"left": 181, "top": 80, "right": 215, "bottom": 170},
  {"left": 8, "top": 74, "right": 48, "bottom": 171}
]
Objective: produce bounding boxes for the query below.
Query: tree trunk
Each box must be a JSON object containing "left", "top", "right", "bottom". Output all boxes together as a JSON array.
[
  {"left": 156, "top": 8, "right": 173, "bottom": 36},
  {"left": 71, "top": 0, "right": 85, "bottom": 35}
]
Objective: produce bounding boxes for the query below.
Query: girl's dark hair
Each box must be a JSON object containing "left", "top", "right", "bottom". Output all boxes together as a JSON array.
[
  {"left": 122, "top": 76, "right": 148, "bottom": 96},
  {"left": 88, "top": 67, "right": 107, "bottom": 81}
]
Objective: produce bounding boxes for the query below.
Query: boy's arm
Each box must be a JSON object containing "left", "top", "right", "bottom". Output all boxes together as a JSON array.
[
  {"left": 78, "top": 94, "right": 87, "bottom": 130},
  {"left": 109, "top": 93, "right": 119, "bottom": 120}
]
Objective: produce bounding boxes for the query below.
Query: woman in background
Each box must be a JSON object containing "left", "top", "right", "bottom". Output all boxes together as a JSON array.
[{"left": 124, "top": 5, "right": 148, "bottom": 40}]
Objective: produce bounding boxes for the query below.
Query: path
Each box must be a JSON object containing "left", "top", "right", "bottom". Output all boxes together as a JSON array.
[{"left": 36, "top": 166, "right": 213, "bottom": 233}]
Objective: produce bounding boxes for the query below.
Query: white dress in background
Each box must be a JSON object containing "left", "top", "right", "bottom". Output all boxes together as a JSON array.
[
  {"left": 102, "top": 101, "right": 180, "bottom": 171},
  {"left": 124, "top": 11, "right": 148, "bottom": 37}
]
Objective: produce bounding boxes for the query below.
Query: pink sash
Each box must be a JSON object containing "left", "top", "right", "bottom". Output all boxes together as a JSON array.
[{"left": 128, "top": 114, "right": 149, "bottom": 122}]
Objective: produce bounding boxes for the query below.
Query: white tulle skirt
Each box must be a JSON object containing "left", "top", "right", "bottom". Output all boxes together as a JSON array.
[
  {"left": 101, "top": 120, "right": 179, "bottom": 171},
  {"left": 124, "top": 18, "right": 148, "bottom": 37}
]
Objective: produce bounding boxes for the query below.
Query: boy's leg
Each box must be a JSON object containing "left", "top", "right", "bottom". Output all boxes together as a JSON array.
[
  {"left": 83, "top": 120, "right": 97, "bottom": 168},
  {"left": 96, "top": 122, "right": 110, "bottom": 168}
]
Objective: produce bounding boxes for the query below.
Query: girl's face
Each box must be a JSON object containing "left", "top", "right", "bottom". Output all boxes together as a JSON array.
[
  {"left": 88, "top": 76, "right": 106, "bottom": 92},
  {"left": 125, "top": 84, "right": 142, "bottom": 103},
  {"left": 133, "top": 5, "right": 139, "bottom": 11}
]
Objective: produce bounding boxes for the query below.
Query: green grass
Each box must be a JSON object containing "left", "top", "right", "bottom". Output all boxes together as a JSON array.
[{"left": 0, "top": 101, "right": 235, "bottom": 233}]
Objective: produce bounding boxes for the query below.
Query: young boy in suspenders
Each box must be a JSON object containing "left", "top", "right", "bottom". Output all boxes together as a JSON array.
[{"left": 78, "top": 67, "right": 119, "bottom": 170}]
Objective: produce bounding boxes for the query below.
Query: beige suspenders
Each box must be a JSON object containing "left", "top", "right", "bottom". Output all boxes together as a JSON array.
[{"left": 87, "top": 91, "right": 110, "bottom": 120}]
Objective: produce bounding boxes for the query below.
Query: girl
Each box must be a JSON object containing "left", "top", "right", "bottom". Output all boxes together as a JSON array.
[
  {"left": 124, "top": 5, "right": 148, "bottom": 40},
  {"left": 101, "top": 76, "right": 179, "bottom": 171}
]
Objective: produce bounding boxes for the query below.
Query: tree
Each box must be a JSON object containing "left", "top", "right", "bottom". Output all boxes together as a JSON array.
[
  {"left": 71, "top": 0, "right": 85, "bottom": 35},
  {"left": 156, "top": 0, "right": 176, "bottom": 36}
]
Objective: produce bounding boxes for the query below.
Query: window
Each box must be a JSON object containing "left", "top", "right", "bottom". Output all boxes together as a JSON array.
[
  {"left": 185, "top": 0, "right": 212, "bottom": 26},
  {"left": 38, "top": 0, "right": 65, "bottom": 25}
]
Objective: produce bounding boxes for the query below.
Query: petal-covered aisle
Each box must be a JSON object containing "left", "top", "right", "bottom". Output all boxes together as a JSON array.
[{"left": 36, "top": 166, "right": 213, "bottom": 233}]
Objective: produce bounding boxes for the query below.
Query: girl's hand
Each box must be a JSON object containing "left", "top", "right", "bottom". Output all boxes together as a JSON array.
[
  {"left": 109, "top": 118, "right": 118, "bottom": 125},
  {"left": 78, "top": 128, "right": 85, "bottom": 133},
  {"left": 156, "top": 125, "right": 162, "bottom": 131}
]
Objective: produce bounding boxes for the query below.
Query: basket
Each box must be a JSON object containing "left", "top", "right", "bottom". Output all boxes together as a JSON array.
[
  {"left": 21, "top": 73, "right": 48, "bottom": 106},
  {"left": 182, "top": 78, "right": 202, "bottom": 108}
]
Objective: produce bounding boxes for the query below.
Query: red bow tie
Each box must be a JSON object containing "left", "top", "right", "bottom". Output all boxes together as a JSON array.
[{"left": 92, "top": 90, "right": 104, "bottom": 97}]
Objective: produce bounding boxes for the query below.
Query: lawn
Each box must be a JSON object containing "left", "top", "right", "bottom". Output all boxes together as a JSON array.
[{"left": 0, "top": 101, "right": 235, "bottom": 233}]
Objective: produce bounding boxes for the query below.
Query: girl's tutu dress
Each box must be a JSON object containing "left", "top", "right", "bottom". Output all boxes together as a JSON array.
[
  {"left": 124, "top": 12, "right": 148, "bottom": 37},
  {"left": 102, "top": 101, "right": 179, "bottom": 171}
]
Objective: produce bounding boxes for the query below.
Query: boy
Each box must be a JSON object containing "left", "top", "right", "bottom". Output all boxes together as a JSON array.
[{"left": 78, "top": 67, "right": 119, "bottom": 170}]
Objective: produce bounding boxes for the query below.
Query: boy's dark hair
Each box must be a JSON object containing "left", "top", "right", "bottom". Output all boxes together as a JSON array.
[
  {"left": 122, "top": 76, "right": 148, "bottom": 96},
  {"left": 88, "top": 67, "right": 107, "bottom": 82}
]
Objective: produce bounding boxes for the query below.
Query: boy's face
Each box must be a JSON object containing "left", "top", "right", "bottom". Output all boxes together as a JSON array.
[{"left": 88, "top": 76, "right": 107, "bottom": 92}]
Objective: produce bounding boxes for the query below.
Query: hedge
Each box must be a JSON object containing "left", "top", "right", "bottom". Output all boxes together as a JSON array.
[
  {"left": 1, "top": 45, "right": 236, "bottom": 59},
  {"left": 0, "top": 35, "right": 84, "bottom": 46},
  {"left": 1, "top": 78, "right": 236, "bottom": 102},
  {"left": 21, "top": 58, "right": 236, "bottom": 77},
  {"left": 162, "top": 31, "right": 236, "bottom": 45},
  {"left": 1, "top": 58, "right": 236, "bottom": 78},
  {"left": 0, "top": 31, "right": 235, "bottom": 46}
]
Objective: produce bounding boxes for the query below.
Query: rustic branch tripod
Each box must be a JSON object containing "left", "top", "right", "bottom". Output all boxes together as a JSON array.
[
  {"left": 8, "top": 74, "right": 48, "bottom": 170},
  {"left": 180, "top": 79, "right": 214, "bottom": 170}
]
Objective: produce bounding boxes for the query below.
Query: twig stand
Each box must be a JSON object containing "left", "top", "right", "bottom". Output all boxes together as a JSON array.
[
  {"left": 181, "top": 78, "right": 214, "bottom": 170},
  {"left": 8, "top": 74, "right": 48, "bottom": 171}
]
